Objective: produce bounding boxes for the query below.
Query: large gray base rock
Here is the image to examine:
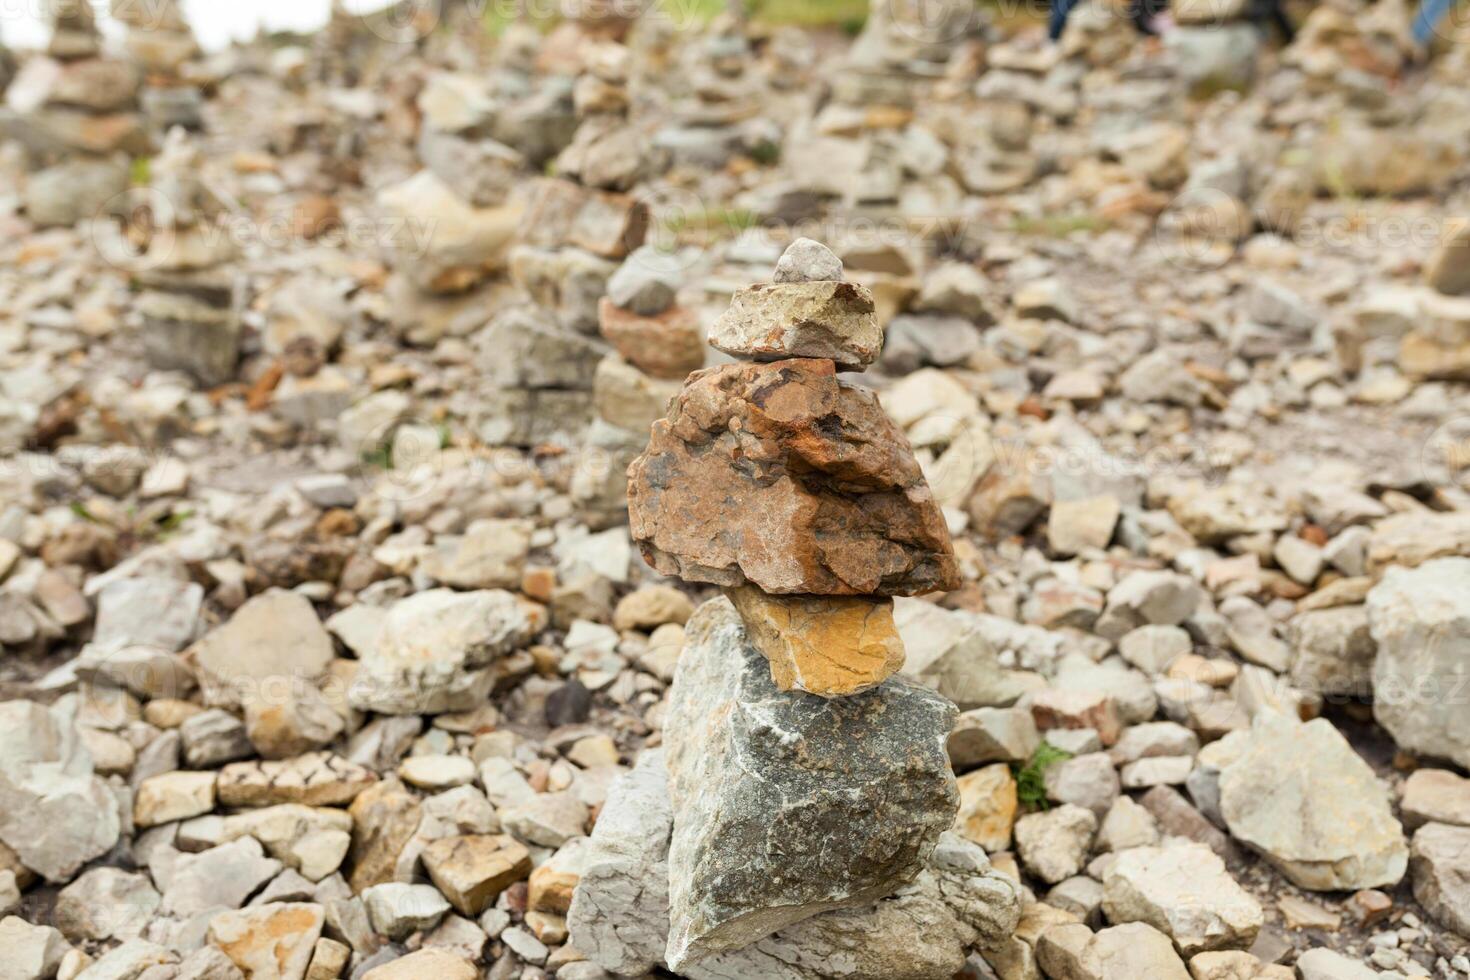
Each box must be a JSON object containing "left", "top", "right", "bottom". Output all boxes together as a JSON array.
[
  {"left": 568, "top": 749, "right": 1020, "bottom": 980},
  {"left": 1368, "top": 558, "right": 1470, "bottom": 770},
  {"left": 1215, "top": 715, "right": 1407, "bottom": 891},
  {"left": 661, "top": 598, "right": 960, "bottom": 969}
]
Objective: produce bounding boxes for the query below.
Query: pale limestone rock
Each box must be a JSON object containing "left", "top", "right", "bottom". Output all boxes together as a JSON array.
[
  {"left": 1102, "top": 841, "right": 1263, "bottom": 955},
  {"left": 1217, "top": 715, "right": 1407, "bottom": 891}
]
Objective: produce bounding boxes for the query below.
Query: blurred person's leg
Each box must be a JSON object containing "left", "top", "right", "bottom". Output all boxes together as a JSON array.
[
  {"left": 1413, "top": 0, "right": 1456, "bottom": 45},
  {"left": 1130, "top": 0, "right": 1168, "bottom": 34},
  {"left": 1050, "top": 0, "right": 1085, "bottom": 40}
]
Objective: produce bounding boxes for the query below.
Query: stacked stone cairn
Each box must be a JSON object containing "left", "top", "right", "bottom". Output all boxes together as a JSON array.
[
  {"left": 565, "top": 239, "right": 1022, "bottom": 978},
  {"left": 655, "top": 13, "right": 765, "bottom": 171},
  {"left": 508, "top": 42, "right": 650, "bottom": 336},
  {"left": 110, "top": 0, "right": 204, "bottom": 132},
  {"left": 136, "top": 128, "right": 245, "bottom": 388},
  {"left": 839, "top": 0, "right": 982, "bottom": 104},
  {"left": 373, "top": 75, "right": 525, "bottom": 348},
  {"left": 481, "top": 42, "right": 651, "bottom": 449},
  {"left": 5, "top": 0, "right": 148, "bottom": 228}
]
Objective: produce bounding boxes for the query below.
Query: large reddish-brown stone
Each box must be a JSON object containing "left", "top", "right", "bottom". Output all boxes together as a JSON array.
[{"left": 627, "top": 358, "right": 959, "bottom": 596}]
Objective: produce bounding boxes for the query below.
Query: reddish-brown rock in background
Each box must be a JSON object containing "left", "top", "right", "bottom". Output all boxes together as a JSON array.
[
  {"left": 627, "top": 358, "right": 959, "bottom": 596},
  {"left": 598, "top": 298, "right": 705, "bottom": 380}
]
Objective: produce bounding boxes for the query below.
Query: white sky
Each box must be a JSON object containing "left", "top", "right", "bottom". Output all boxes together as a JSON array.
[{"left": 1, "top": 0, "right": 363, "bottom": 51}]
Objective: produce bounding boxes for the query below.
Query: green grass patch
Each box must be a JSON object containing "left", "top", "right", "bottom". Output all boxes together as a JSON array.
[
  {"left": 485, "top": 0, "right": 869, "bottom": 34},
  {"left": 662, "top": 206, "right": 758, "bottom": 240},
  {"left": 1010, "top": 213, "right": 1111, "bottom": 238},
  {"left": 1012, "top": 742, "right": 1073, "bottom": 812},
  {"left": 360, "top": 442, "right": 394, "bottom": 471}
]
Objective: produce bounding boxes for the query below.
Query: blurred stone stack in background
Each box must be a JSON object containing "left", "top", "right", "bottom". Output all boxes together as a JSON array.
[
  {"left": 3, "top": 0, "right": 148, "bottom": 227},
  {"left": 489, "top": 37, "right": 652, "bottom": 450},
  {"left": 371, "top": 76, "right": 526, "bottom": 369},
  {"left": 1165, "top": 0, "right": 1264, "bottom": 94},
  {"left": 111, "top": 0, "right": 204, "bottom": 133},
  {"left": 577, "top": 243, "right": 703, "bottom": 528},
  {"left": 135, "top": 129, "right": 245, "bottom": 388},
  {"left": 656, "top": 14, "right": 768, "bottom": 172}
]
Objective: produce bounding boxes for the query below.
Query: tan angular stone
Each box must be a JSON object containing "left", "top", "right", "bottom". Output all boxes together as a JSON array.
[
  {"left": 361, "top": 948, "right": 478, "bottom": 980},
  {"left": 421, "top": 834, "right": 532, "bottom": 915},
  {"left": 347, "top": 778, "right": 423, "bottom": 894},
  {"left": 1425, "top": 219, "right": 1470, "bottom": 296},
  {"left": 707, "top": 281, "right": 882, "bottom": 370},
  {"left": 727, "top": 586, "right": 905, "bottom": 698},
  {"left": 135, "top": 770, "right": 216, "bottom": 828},
  {"left": 187, "top": 589, "right": 335, "bottom": 709},
  {"left": 217, "top": 753, "right": 375, "bottom": 808},
  {"left": 305, "top": 937, "right": 350, "bottom": 980},
  {"left": 208, "top": 903, "right": 324, "bottom": 980},
  {"left": 954, "top": 763, "right": 1018, "bottom": 853},
  {"left": 517, "top": 177, "right": 649, "bottom": 259}
]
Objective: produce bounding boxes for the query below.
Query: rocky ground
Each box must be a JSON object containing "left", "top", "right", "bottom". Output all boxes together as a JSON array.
[{"left": 0, "top": 0, "right": 1469, "bottom": 978}]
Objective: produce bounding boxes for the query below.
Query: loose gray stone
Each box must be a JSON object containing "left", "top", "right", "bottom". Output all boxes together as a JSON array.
[
  {"left": 1216, "top": 715, "right": 1407, "bottom": 891},
  {"left": 1014, "top": 805, "right": 1097, "bottom": 885},
  {"left": 1043, "top": 753, "right": 1121, "bottom": 818},
  {"left": 606, "top": 246, "right": 683, "bottom": 315},
  {"left": 160, "top": 837, "right": 283, "bottom": 918},
  {"left": 661, "top": 598, "right": 959, "bottom": 969},
  {"left": 1367, "top": 558, "right": 1470, "bottom": 770},
  {"left": 363, "top": 883, "right": 452, "bottom": 940},
  {"left": 180, "top": 709, "right": 253, "bottom": 769},
  {"left": 1288, "top": 605, "right": 1377, "bottom": 700},
  {"left": 1401, "top": 769, "right": 1470, "bottom": 830},
  {"left": 1295, "top": 948, "right": 1381, "bottom": 980},
  {"left": 773, "top": 237, "right": 844, "bottom": 283},
  {"left": 948, "top": 707, "right": 1041, "bottom": 769},
  {"left": 0, "top": 916, "right": 70, "bottom": 980},
  {"left": 1101, "top": 840, "right": 1262, "bottom": 955},
  {"left": 568, "top": 751, "right": 675, "bottom": 976},
  {"left": 55, "top": 867, "right": 160, "bottom": 942},
  {"left": 1409, "top": 822, "right": 1470, "bottom": 936},
  {"left": 188, "top": 589, "right": 334, "bottom": 710},
  {"left": 0, "top": 699, "right": 122, "bottom": 883},
  {"left": 350, "top": 589, "right": 543, "bottom": 715}
]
